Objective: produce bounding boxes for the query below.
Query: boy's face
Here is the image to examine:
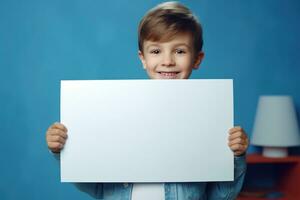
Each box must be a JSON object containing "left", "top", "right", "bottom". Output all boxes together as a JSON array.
[{"left": 139, "top": 33, "right": 204, "bottom": 79}]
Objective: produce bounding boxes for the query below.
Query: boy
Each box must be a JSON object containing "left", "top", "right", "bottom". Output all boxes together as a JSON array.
[{"left": 46, "top": 2, "right": 249, "bottom": 200}]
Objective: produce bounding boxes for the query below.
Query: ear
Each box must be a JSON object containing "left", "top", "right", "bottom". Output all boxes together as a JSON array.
[
  {"left": 138, "top": 50, "right": 147, "bottom": 70},
  {"left": 192, "top": 51, "right": 205, "bottom": 70}
]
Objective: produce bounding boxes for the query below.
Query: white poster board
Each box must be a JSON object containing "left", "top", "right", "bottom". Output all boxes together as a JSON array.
[{"left": 60, "top": 79, "right": 233, "bottom": 182}]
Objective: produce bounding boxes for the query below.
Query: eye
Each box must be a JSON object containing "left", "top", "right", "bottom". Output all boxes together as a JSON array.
[
  {"left": 150, "top": 49, "right": 160, "bottom": 54},
  {"left": 175, "top": 49, "right": 186, "bottom": 54}
]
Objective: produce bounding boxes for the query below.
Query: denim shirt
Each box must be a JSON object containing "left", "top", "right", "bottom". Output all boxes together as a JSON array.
[{"left": 54, "top": 154, "right": 246, "bottom": 200}]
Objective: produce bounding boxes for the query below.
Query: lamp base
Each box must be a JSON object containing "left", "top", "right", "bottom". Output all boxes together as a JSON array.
[{"left": 262, "top": 147, "right": 288, "bottom": 157}]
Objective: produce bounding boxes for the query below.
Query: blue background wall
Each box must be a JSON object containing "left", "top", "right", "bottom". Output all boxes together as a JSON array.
[{"left": 1, "top": 0, "right": 300, "bottom": 199}]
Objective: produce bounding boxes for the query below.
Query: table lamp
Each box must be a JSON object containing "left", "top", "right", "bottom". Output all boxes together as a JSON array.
[{"left": 251, "top": 95, "right": 300, "bottom": 157}]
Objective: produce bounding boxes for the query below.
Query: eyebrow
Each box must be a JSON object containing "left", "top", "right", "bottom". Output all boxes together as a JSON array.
[{"left": 145, "top": 43, "right": 192, "bottom": 51}]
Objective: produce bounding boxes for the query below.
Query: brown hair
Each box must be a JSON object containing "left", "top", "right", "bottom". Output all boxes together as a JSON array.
[{"left": 138, "top": 1, "right": 203, "bottom": 54}]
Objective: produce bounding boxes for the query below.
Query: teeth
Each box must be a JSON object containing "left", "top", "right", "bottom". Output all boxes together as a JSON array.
[
  {"left": 159, "top": 72, "right": 178, "bottom": 79},
  {"left": 160, "top": 72, "right": 178, "bottom": 76}
]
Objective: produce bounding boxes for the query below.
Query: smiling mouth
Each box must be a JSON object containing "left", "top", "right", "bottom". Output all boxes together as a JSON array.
[
  {"left": 158, "top": 72, "right": 179, "bottom": 75},
  {"left": 157, "top": 72, "right": 180, "bottom": 79}
]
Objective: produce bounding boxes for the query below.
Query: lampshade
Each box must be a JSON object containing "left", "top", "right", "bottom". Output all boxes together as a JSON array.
[{"left": 251, "top": 95, "right": 300, "bottom": 157}]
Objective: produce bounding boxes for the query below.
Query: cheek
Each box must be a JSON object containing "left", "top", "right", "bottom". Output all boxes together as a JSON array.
[
  {"left": 145, "top": 58, "right": 157, "bottom": 70},
  {"left": 178, "top": 57, "right": 194, "bottom": 70}
]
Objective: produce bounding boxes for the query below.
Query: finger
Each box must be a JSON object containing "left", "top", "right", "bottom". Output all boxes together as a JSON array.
[
  {"left": 48, "top": 129, "right": 68, "bottom": 139},
  {"left": 47, "top": 135, "right": 66, "bottom": 144},
  {"left": 229, "top": 143, "right": 246, "bottom": 152},
  {"left": 228, "top": 137, "right": 246, "bottom": 146},
  {"left": 229, "top": 126, "right": 243, "bottom": 134},
  {"left": 48, "top": 142, "right": 64, "bottom": 151},
  {"left": 51, "top": 122, "right": 68, "bottom": 133},
  {"left": 229, "top": 131, "right": 247, "bottom": 141}
]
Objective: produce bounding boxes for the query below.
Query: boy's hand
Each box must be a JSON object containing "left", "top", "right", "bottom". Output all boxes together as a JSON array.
[
  {"left": 46, "top": 122, "right": 68, "bottom": 153},
  {"left": 228, "top": 126, "right": 249, "bottom": 156}
]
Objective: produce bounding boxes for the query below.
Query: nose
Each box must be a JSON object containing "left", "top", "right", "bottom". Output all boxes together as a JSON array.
[{"left": 162, "top": 53, "right": 175, "bottom": 67}]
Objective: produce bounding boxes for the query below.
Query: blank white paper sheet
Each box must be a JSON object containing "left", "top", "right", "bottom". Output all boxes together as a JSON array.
[{"left": 60, "top": 79, "right": 233, "bottom": 182}]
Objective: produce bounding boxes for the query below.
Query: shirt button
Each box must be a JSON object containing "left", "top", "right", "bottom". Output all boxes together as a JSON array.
[{"left": 123, "top": 183, "right": 129, "bottom": 188}]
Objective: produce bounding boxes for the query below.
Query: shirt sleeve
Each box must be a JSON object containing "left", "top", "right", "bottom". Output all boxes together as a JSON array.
[
  {"left": 206, "top": 155, "right": 247, "bottom": 200},
  {"left": 50, "top": 151, "right": 104, "bottom": 199},
  {"left": 73, "top": 183, "right": 103, "bottom": 199},
  {"left": 50, "top": 151, "right": 60, "bottom": 161}
]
